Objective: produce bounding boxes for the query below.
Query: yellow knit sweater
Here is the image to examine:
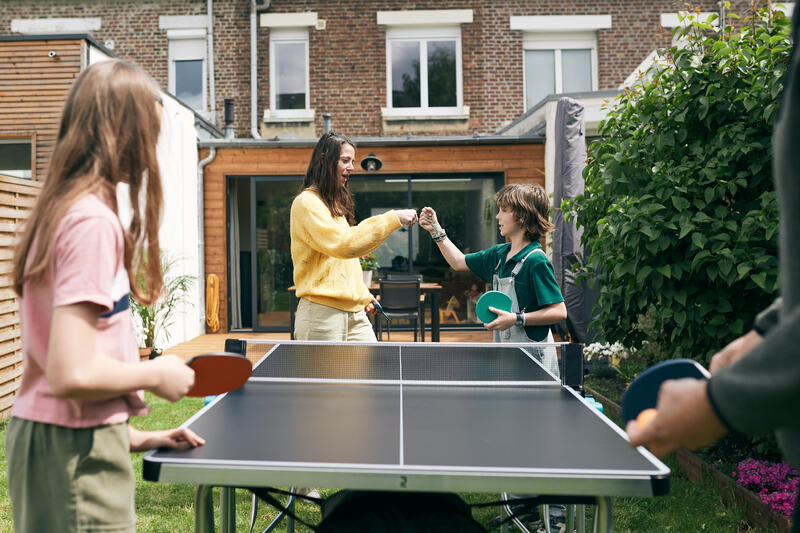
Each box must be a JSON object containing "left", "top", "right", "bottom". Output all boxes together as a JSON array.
[{"left": 290, "top": 189, "right": 402, "bottom": 311}]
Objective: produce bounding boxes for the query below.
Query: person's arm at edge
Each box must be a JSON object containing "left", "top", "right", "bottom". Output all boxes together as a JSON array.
[
  {"left": 707, "top": 302, "right": 800, "bottom": 435},
  {"left": 46, "top": 302, "right": 194, "bottom": 402}
]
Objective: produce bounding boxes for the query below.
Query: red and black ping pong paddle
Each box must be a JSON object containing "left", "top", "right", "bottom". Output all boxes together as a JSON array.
[
  {"left": 185, "top": 352, "right": 252, "bottom": 397},
  {"left": 621, "top": 358, "right": 710, "bottom": 425}
]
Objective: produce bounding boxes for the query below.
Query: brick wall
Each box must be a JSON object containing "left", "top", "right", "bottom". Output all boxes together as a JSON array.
[{"left": 1, "top": 0, "right": 756, "bottom": 139}]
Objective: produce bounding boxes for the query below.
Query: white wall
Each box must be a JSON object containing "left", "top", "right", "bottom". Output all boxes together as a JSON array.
[
  {"left": 154, "top": 96, "right": 202, "bottom": 348},
  {"left": 86, "top": 46, "right": 204, "bottom": 348}
]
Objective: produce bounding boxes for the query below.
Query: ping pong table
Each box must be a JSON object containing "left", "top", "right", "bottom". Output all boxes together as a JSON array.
[{"left": 143, "top": 340, "right": 669, "bottom": 533}]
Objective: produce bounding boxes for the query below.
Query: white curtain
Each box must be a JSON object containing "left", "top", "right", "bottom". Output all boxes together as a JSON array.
[{"left": 229, "top": 180, "right": 242, "bottom": 329}]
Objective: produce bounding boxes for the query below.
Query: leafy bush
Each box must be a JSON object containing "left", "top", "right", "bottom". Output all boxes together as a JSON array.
[{"left": 565, "top": 6, "right": 790, "bottom": 363}]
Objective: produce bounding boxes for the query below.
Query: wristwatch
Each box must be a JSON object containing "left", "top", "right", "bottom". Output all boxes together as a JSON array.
[{"left": 515, "top": 312, "right": 524, "bottom": 326}]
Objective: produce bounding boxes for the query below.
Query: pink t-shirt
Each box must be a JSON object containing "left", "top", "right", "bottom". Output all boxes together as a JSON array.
[{"left": 12, "top": 194, "right": 149, "bottom": 427}]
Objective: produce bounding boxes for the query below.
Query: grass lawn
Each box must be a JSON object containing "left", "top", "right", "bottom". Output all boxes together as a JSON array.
[{"left": 0, "top": 392, "right": 773, "bottom": 532}]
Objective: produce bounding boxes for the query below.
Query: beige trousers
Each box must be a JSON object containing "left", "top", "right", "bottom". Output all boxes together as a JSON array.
[{"left": 295, "top": 298, "right": 377, "bottom": 342}]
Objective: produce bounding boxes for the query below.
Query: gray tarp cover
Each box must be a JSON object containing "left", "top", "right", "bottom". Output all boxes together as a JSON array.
[{"left": 551, "top": 97, "right": 597, "bottom": 343}]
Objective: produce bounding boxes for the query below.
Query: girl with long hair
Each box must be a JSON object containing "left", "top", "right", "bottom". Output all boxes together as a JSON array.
[
  {"left": 290, "top": 131, "right": 418, "bottom": 341},
  {"left": 7, "top": 59, "right": 204, "bottom": 532}
]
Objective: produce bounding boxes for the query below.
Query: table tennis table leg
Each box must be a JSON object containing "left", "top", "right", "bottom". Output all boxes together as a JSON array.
[
  {"left": 195, "top": 485, "right": 215, "bottom": 533},
  {"left": 566, "top": 504, "right": 575, "bottom": 532},
  {"left": 592, "top": 497, "right": 613, "bottom": 533},
  {"left": 221, "top": 487, "right": 236, "bottom": 533},
  {"left": 577, "top": 504, "right": 586, "bottom": 533}
]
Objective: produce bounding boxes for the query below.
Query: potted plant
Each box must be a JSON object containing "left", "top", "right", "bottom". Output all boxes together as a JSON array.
[
  {"left": 359, "top": 252, "right": 379, "bottom": 286},
  {"left": 131, "top": 252, "right": 195, "bottom": 360}
]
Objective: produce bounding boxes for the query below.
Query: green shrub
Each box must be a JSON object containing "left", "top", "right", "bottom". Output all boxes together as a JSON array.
[{"left": 565, "top": 6, "right": 789, "bottom": 364}]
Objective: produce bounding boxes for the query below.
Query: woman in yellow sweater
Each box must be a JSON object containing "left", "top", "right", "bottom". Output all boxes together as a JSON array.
[{"left": 291, "top": 131, "right": 418, "bottom": 341}]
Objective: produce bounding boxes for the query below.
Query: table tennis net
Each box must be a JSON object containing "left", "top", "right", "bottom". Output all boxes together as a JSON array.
[{"left": 235, "top": 342, "right": 562, "bottom": 384}]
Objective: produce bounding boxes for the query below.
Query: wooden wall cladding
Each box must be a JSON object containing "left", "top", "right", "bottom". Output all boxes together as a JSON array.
[
  {"left": 201, "top": 142, "right": 545, "bottom": 333},
  {"left": 0, "top": 174, "right": 42, "bottom": 421},
  {"left": 0, "top": 39, "right": 83, "bottom": 181}
]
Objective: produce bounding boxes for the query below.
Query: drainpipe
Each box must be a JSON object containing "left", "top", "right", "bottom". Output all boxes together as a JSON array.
[
  {"left": 197, "top": 147, "right": 217, "bottom": 333},
  {"left": 323, "top": 113, "right": 331, "bottom": 134},
  {"left": 250, "top": 6, "right": 261, "bottom": 139},
  {"left": 207, "top": 0, "right": 216, "bottom": 124}
]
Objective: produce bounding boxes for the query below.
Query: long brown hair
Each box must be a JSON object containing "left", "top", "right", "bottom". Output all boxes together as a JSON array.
[
  {"left": 13, "top": 59, "right": 165, "bottom": 305},
  {"left": 301, "top": 131, "right": 356, "bottom": 225},
  {"left": 495, "top": 183, "right": 554, "bottom": 242}
]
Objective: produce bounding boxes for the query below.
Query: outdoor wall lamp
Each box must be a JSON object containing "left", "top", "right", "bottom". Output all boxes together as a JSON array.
[{"left": 360, "top": 153, "right": 382, "bottom": 172}]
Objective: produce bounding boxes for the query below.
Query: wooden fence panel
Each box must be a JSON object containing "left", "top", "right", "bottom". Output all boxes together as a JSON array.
[{"left": 0, "top": 174, "right": 42, "bottom": 421}]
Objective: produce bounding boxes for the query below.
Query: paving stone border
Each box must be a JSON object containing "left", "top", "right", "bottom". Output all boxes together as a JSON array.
[{"left": 585, "top": 386, "right": 794, "bottom": 533}]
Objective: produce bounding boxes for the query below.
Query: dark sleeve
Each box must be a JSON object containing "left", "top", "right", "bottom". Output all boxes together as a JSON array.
[
  {"left": 707, "top": 301, "right": 800, "bottom": 435},
  {"left": 752, "top": 298, "right": 782, "bottom": 336}
]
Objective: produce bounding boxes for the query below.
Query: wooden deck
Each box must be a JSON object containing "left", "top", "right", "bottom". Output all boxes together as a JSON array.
[{"left": 165, "top": 329, "right": 494, "bottom": 362}]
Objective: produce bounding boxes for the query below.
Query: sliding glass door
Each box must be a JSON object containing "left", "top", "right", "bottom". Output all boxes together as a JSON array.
[
  {"left": 350, "top": 173, "right": 502, "bottom": 325},
  {"left": 228, "top": 172, "right": 503, "bottom": 331},
  {"left": 228, "top": 176, "right": 299, "bottom": 331}
]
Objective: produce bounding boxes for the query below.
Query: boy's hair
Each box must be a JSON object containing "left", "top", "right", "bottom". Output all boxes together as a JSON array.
[
  {"left": 13, "top": 59, "right": 165, "bottom": 305},
  {"left": 302, "top": 131, "right": 356, "bottom": 225},
  {"left": 494, "top": 183, "right": 554, "bottom": 242}
]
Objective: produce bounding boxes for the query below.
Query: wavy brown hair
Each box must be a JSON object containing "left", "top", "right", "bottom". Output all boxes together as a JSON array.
[
  {"left": 13, "top": 59, "right": 164, "bottom": 305},
  {"left": 495, "top": 183, "right": 554, "bottom": 242},
  {"left": 301, "top": 131, "right": 356, "bottom": 225}
]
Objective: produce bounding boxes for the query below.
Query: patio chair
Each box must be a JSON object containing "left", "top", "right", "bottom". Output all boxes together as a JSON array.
[{"left": 376, "top": 279, "right": 422, "bottom": 341}]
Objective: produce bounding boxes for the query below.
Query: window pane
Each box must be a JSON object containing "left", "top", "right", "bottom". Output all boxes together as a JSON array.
[
  {"left": 275, "top": 42, "right": 306, "bottom": 110},
  {"left": 391, "top": 41, "right": 420, "bottom": 108},
  {"left": 0, "top": 142, "right": 32, "bottom": 179},
  {"left": 175, "top": 59, "right": 203, "bottom": 110},
  {"left": 562, "top": 49, "right": 592, "bottom": 94},
  {"left": 427, "top": 41, "right": 456, "bottom": 107},
  {"left": 524, "top": 50, "right": 555, "bottom": 110}
]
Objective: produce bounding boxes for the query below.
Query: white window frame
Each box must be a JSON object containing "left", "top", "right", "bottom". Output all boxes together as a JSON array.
[
  {"left": 268, "top": 27, "right": 312, "bottom": 121},
  {"left": 160, "top": 16, "right": 209, "bottom": 117},
  {"left": 383, "top": 25, "right": 465, "bottom": 118},
  {"left": 522, "top": 32, "right": 599, "bottom": 110}
]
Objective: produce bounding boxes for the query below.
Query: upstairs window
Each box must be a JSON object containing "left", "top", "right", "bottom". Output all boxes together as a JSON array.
[
  {"left": 269, "top": 28, "right": 310, "bottom": 115},
  {"left": 170, "top": 38, "right": 206, "bottom": 112},
  {"left": 386, "top": 26, "right": 462, "bottom": 113},
  {"left": 160, "top": 16, "right": 209, "bottom": 115},
  {"left": 524, "top": 40, "right": 594, "bottom": 109},
  {"left": 378, "top": 10, "right": 472, "bottom": 119},
  {"left": 511, "top": 16, "right": 610, "bottom": 111}
]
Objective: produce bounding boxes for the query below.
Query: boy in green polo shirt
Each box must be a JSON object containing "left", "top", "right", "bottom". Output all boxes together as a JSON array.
[
  {"left": 420, "top": 183, "right": 566, "bottom": 355},
  {"left": 422, "top": 183, "right": 568, "bottom": 528}
]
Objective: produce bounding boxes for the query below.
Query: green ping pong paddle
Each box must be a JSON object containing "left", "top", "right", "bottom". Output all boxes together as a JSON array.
[
  {"left": 186, "top": 352, "right": 252, "bottom": 397},
  {"left": 475, "top": 290, "right": 513, "bottom": 324}
]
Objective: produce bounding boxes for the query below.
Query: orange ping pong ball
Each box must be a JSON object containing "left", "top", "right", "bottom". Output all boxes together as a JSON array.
[{"left": 636, "top": 408, "right": 658, "bottom": 429}]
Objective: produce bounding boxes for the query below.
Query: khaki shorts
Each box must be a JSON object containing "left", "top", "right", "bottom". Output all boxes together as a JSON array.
[
  {"left": 295, "top": 298, "right": 377, "bottom": 342},
  {"left": 6, "top": 417, "right": 136, "bottom": 533}
]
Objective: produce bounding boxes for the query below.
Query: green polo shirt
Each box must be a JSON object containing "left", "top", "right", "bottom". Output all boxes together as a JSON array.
[{"left": 465, "top": 241, "right": 564, "bottom": 341}]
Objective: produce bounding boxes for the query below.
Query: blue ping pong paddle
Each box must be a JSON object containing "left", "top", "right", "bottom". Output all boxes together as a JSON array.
[
  {"left": 372, "top": 300, "right": 391, "bottom": 322},
  {"left": 186, "top": 352, "right": 252, "bottom": 397},
  {"left": 621, "top": 358, "right": 710, "bottom": 424},
  {"left": 475, "top": 291, "right": 512, "bottom": 323}
]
